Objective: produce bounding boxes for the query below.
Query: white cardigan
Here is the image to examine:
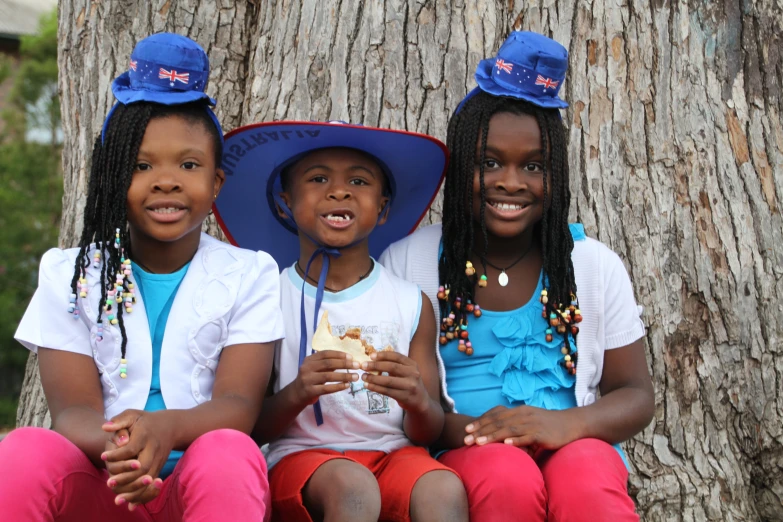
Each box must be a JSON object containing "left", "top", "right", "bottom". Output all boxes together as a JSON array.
[
  {"left": 16, "top": 233, "right": 284, "bottom": 420},
  {"left": 379, "top": 224, "right": 645, "bottom": 412}
]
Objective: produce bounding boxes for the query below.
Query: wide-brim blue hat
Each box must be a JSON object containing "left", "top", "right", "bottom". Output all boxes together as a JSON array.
[
  {"left": 213, "top": 121, "right": 447, "bottom": 269},
  {"left": 457, "top": 31, "right": 569, "bottom": 113},
  {"left": 102, "top": 33, "right": 221, "bottom": 141}
]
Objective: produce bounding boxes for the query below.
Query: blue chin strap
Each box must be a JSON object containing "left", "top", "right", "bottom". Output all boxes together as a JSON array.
[{"left": 274, "top": 192, "right": 389, "bottom": 427}]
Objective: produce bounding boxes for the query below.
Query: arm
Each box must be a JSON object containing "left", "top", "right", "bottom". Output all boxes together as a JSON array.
[
  {"left": 434, "top": 412, "right": 476, "bottom": 451},
  {"left": 363, "top": 293, "right": 444, "bottom": 446},
  {"left": 38, "top": 348, "right": 109, "bottom": 467},
  {"left": 568, "top": 339, "right": 654, "bottom": 444},
  {"left": 252, "top": 350, "right": 359, "bottom": 445}
]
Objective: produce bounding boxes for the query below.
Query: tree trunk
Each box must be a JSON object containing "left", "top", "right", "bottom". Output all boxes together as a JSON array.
[{"left": 18, "top": 1, "right": 782, "bottom": 519}]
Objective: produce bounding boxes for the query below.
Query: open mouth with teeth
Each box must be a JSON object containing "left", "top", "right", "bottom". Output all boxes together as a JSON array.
[
  {"left": 488, "top": 200, "right": 530, "bottom": 213},
  {"left": 151, "top": 207, "right": 184, "bottom": 214},
  {"left": 321, "top": 210, "right": 356, "bottom": 228}
]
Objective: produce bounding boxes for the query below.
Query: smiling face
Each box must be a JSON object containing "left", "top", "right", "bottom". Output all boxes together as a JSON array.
[
  {"left": 126, "top": 115, "right": 224, "bottom": 246},
  {"left": 279, "top": 148, "right": 389, "bottom": 249},
  {"left": 472, "top": 111, "right": 548, "bottom": 240}
]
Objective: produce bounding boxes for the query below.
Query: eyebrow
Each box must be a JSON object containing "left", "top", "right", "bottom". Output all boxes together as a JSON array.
[
  {"left": 483, "top": 146, "right": 545, "bottom": 157},
  {"left": 303, "top": 164, "right": 378, "bottom": 178}
]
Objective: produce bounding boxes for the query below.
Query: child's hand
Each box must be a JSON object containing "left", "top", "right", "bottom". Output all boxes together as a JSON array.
[
  {"left": 293, "top": 351, "right": 361, "bottom": 406},
  {"left": 101, "top": 410, "right": 172, "bottom": 508},
  {"left": 463, "top": 405, "right": 581, "bottom": 451},
  {"left": 360, "top": 352, "right": 430, "bottom": 414}
]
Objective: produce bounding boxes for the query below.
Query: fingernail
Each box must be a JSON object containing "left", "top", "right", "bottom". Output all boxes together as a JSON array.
[
  {"left": 352, "top": 362, "right": 360, "bottom": 369},
  {"left": 128, "top": 503, "right": 136, "bottom": 512},
  {"left": 116, "top": 497, "right": 126, "bottom": 506},
  {"left": 107, "top": 479, "right": 117, "bottom": 488},
  {"left": 465, "top": 424, "right": 474, "bottom": 432},
  {"left": 477, "top": 436, "right": 488, "bottom": 444},
  {"left": 361, "top": 362, "right": 368, "bottom": 370},
  {"left": 504, "top": 439, "right": 514, "bottom": 444},
  {"left": 345, "top": 354, "right": 352, "bottom": 360},
  {"left": 363, "top": 382, "right": 369, "bottom": 389},
  {"left": 118, "top": 435, "right": 128, "bottom": 443},
  {"left": 154, "top": 479, "right": 163, "bottom": 489},
  {"left": 101, "top": 453, "right": 108, "bottom": 461},
  {"left": 464, "top": 435, "right": 474, "bottom": 445},
  {"left": 351, "top": 374, "right": 359, "bottom": 382},
  {"left": 142, "top": 476, "right": 152, "bottom": 486},
  {"left": 131, "top": 461, "right": 140, "bottom": 470},
  {"left": 103, "top": 421, "right": 115, "bottom": 427},
  {"left": 370, "top": 353, "right": 377, "bottom": 360}
]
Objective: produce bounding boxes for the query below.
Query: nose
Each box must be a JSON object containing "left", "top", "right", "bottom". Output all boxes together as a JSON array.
[
  {"left": 327, "top": 181, "right": 352, "bottom": 201},
  {"left": 152, "top": 172, "right": 182, "bottom": 193},
  {"left": 492, "top": 165, "right": 527, "bottom": 194}
]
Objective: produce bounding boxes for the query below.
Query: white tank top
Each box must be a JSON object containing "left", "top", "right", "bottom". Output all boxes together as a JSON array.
[{"left": 265, "top": 261, "right": 422, "bottom": 467}]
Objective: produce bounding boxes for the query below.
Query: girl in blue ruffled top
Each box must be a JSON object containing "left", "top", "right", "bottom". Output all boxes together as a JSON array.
[{"left": 381, "top": 31, "right": 654, "bottom": 521}]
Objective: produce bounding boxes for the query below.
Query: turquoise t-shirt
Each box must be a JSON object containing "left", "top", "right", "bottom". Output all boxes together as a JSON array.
[{"left": 132, "top": 261, "right": 190, "bottom": 478}]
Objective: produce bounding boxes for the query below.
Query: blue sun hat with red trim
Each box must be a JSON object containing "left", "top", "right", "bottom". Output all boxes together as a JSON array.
[
  {"left": 214, "top": 121, "right": 447, "bottom": 269},
  {"left": 101, "top": 32, "right": 222, "bottom": 142},
  {"left": 456, "top": 31, "right": 569, "bottom": 113}
]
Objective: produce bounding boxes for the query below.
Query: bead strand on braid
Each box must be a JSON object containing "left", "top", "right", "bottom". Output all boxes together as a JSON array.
[
  {"left": 67, "top": 103, "right": 154, "bottom": 374},
  {"left": 438, "top": 91, "right": 579, "bottom": 372}
]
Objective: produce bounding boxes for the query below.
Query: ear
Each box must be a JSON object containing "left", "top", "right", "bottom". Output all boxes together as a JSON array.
[
  {"left": 213, "top": 168, "right": 226, "bottom": 199},
  {"left": 377, "top": 196, "right": 391, "bottom": 226},
  {"left": 276, "top": 192, "right": 292, "bottom": 219}
]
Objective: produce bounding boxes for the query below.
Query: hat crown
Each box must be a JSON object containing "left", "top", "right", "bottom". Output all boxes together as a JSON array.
[{"left": 456, "top": 30, "right": 570, "bottom": 112}]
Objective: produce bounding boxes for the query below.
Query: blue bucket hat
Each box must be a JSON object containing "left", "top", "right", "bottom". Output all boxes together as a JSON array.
[
  {"left": 213, "top": 121, "right": 447, "bottom": 269},
  {"left": 214, "top": 120, "right": 447, "bottom": 427},
  {"left": 101, "top": 32, "right": 222, "bottom": 142},
  {"left": 456, "top": 31, "right": 569, "bottom": 113}
]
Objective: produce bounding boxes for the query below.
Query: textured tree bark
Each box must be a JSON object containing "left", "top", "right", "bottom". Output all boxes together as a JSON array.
[{"left": 18, "top": 1, "right": 782, "bottom": 519}]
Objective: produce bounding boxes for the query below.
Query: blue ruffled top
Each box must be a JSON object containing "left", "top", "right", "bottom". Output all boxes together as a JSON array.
[{"left": 441, "top": 224, "right": 585, "bottom": 418}]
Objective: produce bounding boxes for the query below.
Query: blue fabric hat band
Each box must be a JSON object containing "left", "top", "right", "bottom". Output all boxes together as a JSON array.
[
  {"left": 128, "top": 58, "right": 209, "bottom": 93},
  {"left": 490, "top": 58, "right": 564, "bottom": 99}
]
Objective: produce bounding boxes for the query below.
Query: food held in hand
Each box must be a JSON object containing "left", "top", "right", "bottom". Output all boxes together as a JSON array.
[{"left": 312, "top": 311, "right": 393, "bottom": 364}]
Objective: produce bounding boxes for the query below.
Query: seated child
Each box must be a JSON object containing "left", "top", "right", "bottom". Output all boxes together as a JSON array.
[
  {"left": 0, "top": 34, "right": 283, "bottom": 521},
  {"left": 214, "top": 121, "right": 468, "bottom": 522}
]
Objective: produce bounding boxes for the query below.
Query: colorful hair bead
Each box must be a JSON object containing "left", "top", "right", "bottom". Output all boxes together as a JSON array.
[
  {"left": 437, "top": 286, "right": 446, "bottom": 300},
  {"left": 465, "top": 260, "right": 476, "bottom": 276},
  {"left": 93, "top": 250, "right": 101, "bottom": 268},
  {"left": 545, "top": 328, "right": 553, "bottom": 342},
  {"left": 458, "top": 339, "right": 466, "bottom": 352},
  {"left": 473, "top": 304, "right": 481, "bottom": 318},
  {"left": 119, "top": 358, "right": 127, "bottom": 379},
  {"left": 540, "top": 289, "right": 548, "bottom": 305},
  {"left": 96, "top": 321, "right": 104, "bottom": 342},
  {"left": 114, "top": 228, "right": 121, "bottom": 249},
  {"left": 478, "top": 274, "right": 488, "bottom": 288}
]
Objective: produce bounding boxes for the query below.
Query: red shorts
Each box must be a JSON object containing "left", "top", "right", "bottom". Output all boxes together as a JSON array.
[{"left": 269, "top": 446, "right": 457, "bottom": 522}]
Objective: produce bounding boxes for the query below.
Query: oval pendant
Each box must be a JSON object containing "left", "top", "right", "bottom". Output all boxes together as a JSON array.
[{"left": 498, "top": 271, "right": 509, "bottom": 287}]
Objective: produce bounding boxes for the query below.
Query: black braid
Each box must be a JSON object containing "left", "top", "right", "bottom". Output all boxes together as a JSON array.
[
  {"left": 69, "top": 101, "right": 222, "bottom": 359},
  {"left": 439, "top": 91, "right": 577, "bottom": 350}
]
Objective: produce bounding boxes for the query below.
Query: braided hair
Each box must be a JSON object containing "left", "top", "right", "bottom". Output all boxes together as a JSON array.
[
  {"left": 439, "top": 91, "right": 577, "bottom": 352},
  {"left": 69, "top": 101, "right": 222, "bottom": 358}
]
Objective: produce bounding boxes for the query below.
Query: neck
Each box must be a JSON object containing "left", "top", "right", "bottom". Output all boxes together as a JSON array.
[
  {"left": 473, "top": 224, "right": 538, "bottom": 262},
  {"left": 129, "top": 228, "right": 201, "bottom": 274},
  {"left": 298, "top": 238, "right": 373, "bottom": 292}
]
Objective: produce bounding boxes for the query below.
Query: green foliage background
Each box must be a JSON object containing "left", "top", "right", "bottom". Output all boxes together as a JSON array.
[{"left": 0, "top": 10, "right": 61, "bottom": 427}]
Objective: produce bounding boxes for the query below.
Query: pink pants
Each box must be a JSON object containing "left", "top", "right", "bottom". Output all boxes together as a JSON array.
[
  {"left": 438, "top": 438, "right": 638, "bottom": 521},
  {"left": 0, "top": 427, "right": 270, "bottom": 522}
]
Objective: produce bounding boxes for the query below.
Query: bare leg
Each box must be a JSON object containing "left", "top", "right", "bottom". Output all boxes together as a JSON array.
[
  {"left": 302, "top": 459, "right": 381, "bottom": 522},
  {"left": 409, "top": 470, "right": 469, "bottom": 522}
]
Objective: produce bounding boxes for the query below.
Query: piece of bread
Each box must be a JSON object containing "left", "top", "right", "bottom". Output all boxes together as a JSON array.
[{"left": 312, "top": 311, "right": 393, "bottom": 364}]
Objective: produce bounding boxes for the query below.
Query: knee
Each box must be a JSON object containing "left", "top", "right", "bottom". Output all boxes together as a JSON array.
[
  {"left": 545, "top": 439, "right": 634, "bottom": 516},
  {"left": 315, "top": 462, "right": 381, "bottom": 517},
  {"left": 411, "top": 470, "right": 468, "bottom": 519},
  {"left": 442, "top": 444, "right": 545, "bottom": 512},
  {"left": 0, "top": 428, "right": 88, "bottom": 482},
  {"left": 183, "top": 429, "right": 267, "bottom": 480}
]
